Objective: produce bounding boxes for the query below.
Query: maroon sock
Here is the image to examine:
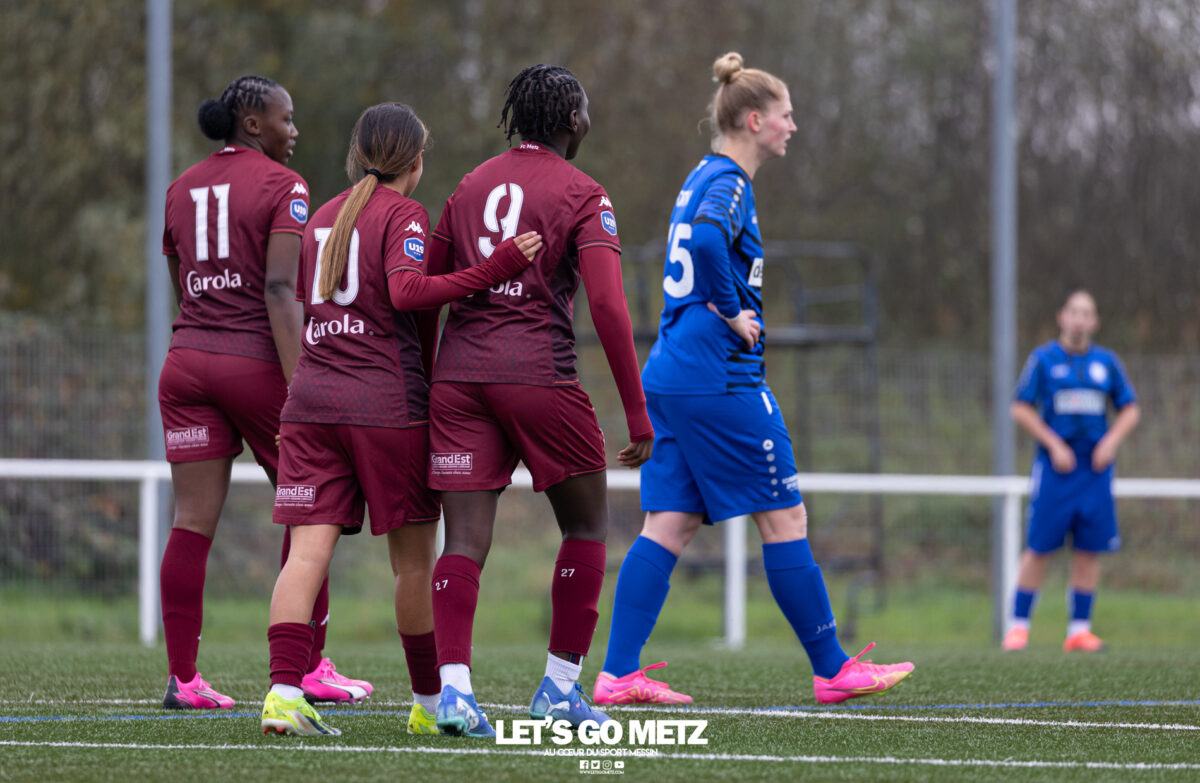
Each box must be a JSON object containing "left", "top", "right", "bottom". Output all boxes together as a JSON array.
[
  {"left": 160, "top": 528, "right": 212, "bottom": 682},
  {"left": 549, "top": 538, "right": 606, "bottom": 658},
  {"left": 282, "top": 527, "right": 330, "bottom": 674},
  {"left": 432, "top": 554, "right": 481, "bottom": 668},
  {"left": 400, "top": 630, "right": 441, "bottom": 696},
  {"left": 308, "top": 578, "right": 330, "bottom": 673},
  {"left": 268, "top": 622, "right": 315, "bottom": 688}
]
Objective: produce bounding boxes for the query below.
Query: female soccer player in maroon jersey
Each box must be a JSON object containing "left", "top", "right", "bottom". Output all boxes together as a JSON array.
[
  {"left": 158, "top": 75, "right": 368, "bottom": 709},
  {"left": 259, "top": 102, "right": 539, "bottom": 737},
  {"left": 425, "top": 64, "right": 653, "bottom": 738}
]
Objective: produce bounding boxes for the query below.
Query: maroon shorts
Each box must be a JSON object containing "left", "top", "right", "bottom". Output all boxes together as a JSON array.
[
  {"left": 158, "top": 347, "right": 286, "bottom": 472},
  {"left": 428, "top": 381, "right": 606, "bottom": 493},
  {"left": 273, "top": 420, "right": 440, "bottom": 536}
]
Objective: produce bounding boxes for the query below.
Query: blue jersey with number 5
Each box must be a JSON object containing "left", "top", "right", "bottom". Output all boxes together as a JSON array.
[{"left": 642, "top": 155, "right": 766, "bottom": 395}]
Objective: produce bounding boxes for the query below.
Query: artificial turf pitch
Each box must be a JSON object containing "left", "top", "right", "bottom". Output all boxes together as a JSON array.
[{"left": 2, "top": 637, "right": 1198, "bottom": 783}]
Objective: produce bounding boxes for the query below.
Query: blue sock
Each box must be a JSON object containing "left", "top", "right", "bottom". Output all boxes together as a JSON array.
[
  {"left": 601, "top": 536, "right": 677, "bottom": 678},
  {"left": 1014, "top": 589, "right": 1037, "bottom": 620},
  {"left": 762, "top": 539, "right": 849, "bottom": 679},
  {"left": 1067, "top": 588, "right": 1094, "bottom": 621}
]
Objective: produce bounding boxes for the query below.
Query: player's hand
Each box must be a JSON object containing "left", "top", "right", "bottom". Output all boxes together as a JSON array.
[
  {"left": 1091, "top": 436, "right": 1118, "bottom": 471},
  {"left": 707, "top": 303, "right": 761, "bottom": 350},
  {"left": 513, "top": 231, "right": 543, "bottom": 262},
  {"left": 274, "top": 433, "right": 281, "bottom": 449},
  {"left": 618, "top": 438, "right": 653, "bottom": 468},
  {"left": 1049, "top": 442, "right": 1076, "bottom": 473}
]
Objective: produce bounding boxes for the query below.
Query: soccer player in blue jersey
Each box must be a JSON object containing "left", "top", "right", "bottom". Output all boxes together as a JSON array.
[
  {"left": 1002, "top": 289, "right": 1139, "bottom": 652},
  {"left": 593, "top": 52, "right": 913, "bottom": 706}
]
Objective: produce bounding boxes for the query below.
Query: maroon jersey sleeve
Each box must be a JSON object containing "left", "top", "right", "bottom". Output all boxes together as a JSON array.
[
  {"left": 267, "top": 172, "right": 311, "bottom": 237},
  {"left": 573, "top": 185, "right": 622, "bottom": 255},
  {"left": 580, "top": 245, "right": 652, "bottom": 441}
]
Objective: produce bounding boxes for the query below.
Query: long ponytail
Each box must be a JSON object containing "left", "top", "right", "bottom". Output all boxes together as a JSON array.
[{"left": 319, "top": 103, "right": 428, "bottom": 301}]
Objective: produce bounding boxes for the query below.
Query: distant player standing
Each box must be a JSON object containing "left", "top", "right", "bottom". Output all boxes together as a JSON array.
[
  {"left": 1003, "top": 290, "right": 1140, "bottom": 652},
  {"left": 594, "top": 53, "right": 913, "bottom": 706},
  {"left": 426, "top": 64, "right": 653, "bottom": 738},
  {"left": 259, "top": 103, "right": 538, "bottom": 737},
  {"left": 158, "top": 75, "right": 367, "bottom": 709}
]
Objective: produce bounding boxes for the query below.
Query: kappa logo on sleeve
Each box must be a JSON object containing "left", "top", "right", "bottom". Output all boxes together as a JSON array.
[
  {"left": 600, "top": 210, "right": 618, "bottom": 236},
  {"left": 406, "top": 221, "right": 426, "bottom": 235},
  {"left": 290, "top": 199, "right": 308, "bottom": 223},
  {"left": 405, "top": 237, "right": 425, "bottom": 262},
  {"left": 599, "top": 195, "right": 613, "bottom": 208},
  {"left": 290, "top": 182, "right": 307, "bottom": 195}
]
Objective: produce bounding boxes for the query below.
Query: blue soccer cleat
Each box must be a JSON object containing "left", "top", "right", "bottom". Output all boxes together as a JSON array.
[
  {"left": 529, "top": 676, "right": 611, "bottom": 728},
  {"left": 435, "top": 685, "right": 495, "bottom": 738}
]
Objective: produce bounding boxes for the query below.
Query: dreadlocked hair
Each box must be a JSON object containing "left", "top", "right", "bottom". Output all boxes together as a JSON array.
[
  {"left": 498, "top": 64, "right": 583, "bottom": 145},
  {"left": 197, "top": 75, "right": 280, "bottom": 141},
  {"left": 319, "top": 102, "right": 428, "bottom": 302}
]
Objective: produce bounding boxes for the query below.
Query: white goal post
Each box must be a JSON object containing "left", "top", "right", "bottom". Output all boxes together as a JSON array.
[{"left": 2, "top": 458, "right": 1198, "bottom": 648}]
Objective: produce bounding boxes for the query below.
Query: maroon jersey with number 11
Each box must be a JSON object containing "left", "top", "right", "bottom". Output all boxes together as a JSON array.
[{"left": 162, "top": 145, "right": 310, "bottom": 362}]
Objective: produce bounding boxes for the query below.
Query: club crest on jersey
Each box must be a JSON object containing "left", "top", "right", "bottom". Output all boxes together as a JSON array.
[
  {"left": 405, "top": 237, "right": 425, "bottom": 262},
  {"left": 1089, "top": 361, "right": 1108, "bottom": 384},
  {"left": 290, "top": 182, "right": 307, "bottom": 195},
  {"left": 290, "top": 199, "right": 308, "bottom": 223},
  {"left": 600, "top": 210, "right": 618, "bottom": 236}
]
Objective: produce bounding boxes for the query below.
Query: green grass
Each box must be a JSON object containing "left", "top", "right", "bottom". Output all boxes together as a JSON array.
[{"left": 2, "top": 589, "right": 1199, "bottom": 782}]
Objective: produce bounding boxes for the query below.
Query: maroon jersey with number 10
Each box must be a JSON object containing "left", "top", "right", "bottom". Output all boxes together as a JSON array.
[
  {"left": 431, "top": 142, "right": 622, "bottom": 385},
  {"left": 282, "top": 187, "right": 432, "bottom": 428},
  {"left": 162, "top": 145, "right": 310, "bottom": 362}
]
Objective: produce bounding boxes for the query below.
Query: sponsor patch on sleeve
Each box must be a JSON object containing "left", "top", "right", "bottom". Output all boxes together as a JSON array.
[
  {"left": 404, "top": 237, "right": 425, "bottom": 262},
  {"left": 289, "top": 199, "right": 308, "bottom": 224},
  {"left": 600, "top": 210, "right": 618, "bottom": 236}
]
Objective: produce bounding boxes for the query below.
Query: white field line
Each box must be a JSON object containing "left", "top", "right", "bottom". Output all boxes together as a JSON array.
[
  {"left": 3, "top": 699, "right": 1197, "bottom": 733},
  {"left": 1, "top": 740, "right": 1199, "bottom": 772}
]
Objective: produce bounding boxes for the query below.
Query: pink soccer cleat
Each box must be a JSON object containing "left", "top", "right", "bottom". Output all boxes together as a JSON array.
[
  {"left": 301, "top": 657, "right": 373, "bottom": 704},
  {"left": 1002, "top": 626, "right": 1029, "bottom": 651},
  {"left": 812, "top": 643, "right": 913, "bottom": 705},
  {"left": 593, "top": 662, "right": 693, "bottom": 705},
  {"left": 1063, "top": 630, "right": 1106, "bottom": 653},
  {"left": 162, "top": 672, "right": 235, "bottom": 709}
]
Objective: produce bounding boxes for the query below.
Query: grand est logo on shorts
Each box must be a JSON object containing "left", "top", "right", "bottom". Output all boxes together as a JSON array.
[
  {"left": 165, "top": 426, "right": 209, "bottom": 449},
  {"left": 275, "top": 484, "right": 316, "bottom": 507},
  {"left": 431, "top": 452, "right": 473, "bottom": 474}
]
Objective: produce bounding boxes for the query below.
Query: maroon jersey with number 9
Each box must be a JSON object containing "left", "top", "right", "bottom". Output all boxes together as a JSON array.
[{"left": 431, "top": 142, "right": 621, "bottom": 385}]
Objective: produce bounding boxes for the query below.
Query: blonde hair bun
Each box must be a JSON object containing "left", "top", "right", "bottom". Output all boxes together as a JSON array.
[{"left": 712, "top": 52, "right": 744, "bottom": 84}]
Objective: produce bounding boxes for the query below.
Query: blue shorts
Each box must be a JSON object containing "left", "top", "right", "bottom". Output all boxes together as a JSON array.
[
  {"left": 1026, "top": 451, "right": 1119, "bottom": 553},
  {"left": 640, "top": 388, "right": 803, "bottom": 523}
]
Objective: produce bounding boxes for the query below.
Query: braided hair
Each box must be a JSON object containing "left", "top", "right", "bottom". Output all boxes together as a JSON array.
[
  {"left": 197, "top": 75, "right": 280, "bottom": 141},
  {"left": 498, "top": 64, "right": 584, "bottom": 145}
]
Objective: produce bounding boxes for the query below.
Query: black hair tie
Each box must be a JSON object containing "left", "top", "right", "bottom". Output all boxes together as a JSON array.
[{"left": 364, "top": 168, "right": 384, "bottom": 179}]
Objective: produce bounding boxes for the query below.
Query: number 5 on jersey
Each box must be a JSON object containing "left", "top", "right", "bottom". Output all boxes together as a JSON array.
[{"left": 664, "top": 221, "right": 693, "bottom": 298}]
